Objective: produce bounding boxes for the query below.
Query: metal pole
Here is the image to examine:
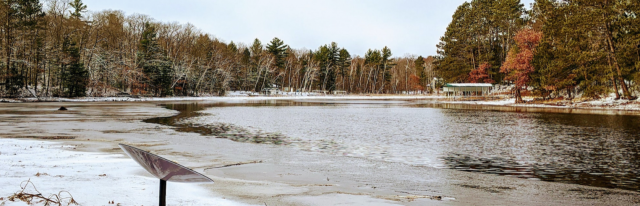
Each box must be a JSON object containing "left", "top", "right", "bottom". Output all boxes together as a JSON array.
[{"left": 160, "top": 179, "right": 166, "bottom": 206}]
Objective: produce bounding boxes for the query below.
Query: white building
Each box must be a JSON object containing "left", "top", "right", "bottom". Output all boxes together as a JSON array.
[{"left": 443, "top": 83, "right": 493, "bottom": 96}]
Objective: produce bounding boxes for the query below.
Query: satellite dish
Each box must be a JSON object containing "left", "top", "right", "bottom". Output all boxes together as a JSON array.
[{"left": 119, "top": 144, "right": 214, "bottom": 206}]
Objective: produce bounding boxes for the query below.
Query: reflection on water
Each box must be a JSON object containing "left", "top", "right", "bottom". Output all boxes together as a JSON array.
[
  {"left": 144, "top": 103, "right": 212, "bottom": 135},
  {"left": 145, "top": 100, "right": 640, "bottom": 192},
  {"left": 144, "top": 101, "right": 339, "bottom": 135},
  {"left": 436, "top": 108, "right": 640, "bottom": 192}
]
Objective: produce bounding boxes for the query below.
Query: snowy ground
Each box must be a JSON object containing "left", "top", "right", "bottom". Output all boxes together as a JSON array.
[
  {"left": 441, "top": 96, "right": 640, "bottom": 111},
  {"left": 1, "top": 101, "right": 639, "bottom": 206},
  {"left": 0, "top": 139, "right": 253, "bottom": 206},
  {"left": 4, "top": 91, "right": 638, "bottom": 112},
  {"left": 1, "top": 94, "right": 444, "bottom": 103}
]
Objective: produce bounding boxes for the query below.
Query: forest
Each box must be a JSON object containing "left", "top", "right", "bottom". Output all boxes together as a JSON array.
[
  {"left": 436, "top": 0, "right": 640, "bottom": 101},
  {"left": 0, "top": 0, "right": 638, "bottom": 100},
  {"left": 0, "top": 0, "right": 436, "bottom": 98}
]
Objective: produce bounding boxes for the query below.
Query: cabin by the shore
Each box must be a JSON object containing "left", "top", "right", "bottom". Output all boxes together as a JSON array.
[
  {"left": 261, "top": 85, "right": 283, "bottom": 95},
  {"left": 443, "top": 83, "right": 493, "bottom": 96}
]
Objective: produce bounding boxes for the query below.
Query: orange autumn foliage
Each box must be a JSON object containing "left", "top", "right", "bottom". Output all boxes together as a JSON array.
[
  {"left": 409, "top": 74, "right": 424, "bottom": 91},
  {"left": 500, "top": 28, "right": 542, "bottom": 88},
  {"left": 500, "top": 28, "right": 542, "bottom": 103},
  {"left": 469, "top": 63, "right": 494, "bottom": 83}
]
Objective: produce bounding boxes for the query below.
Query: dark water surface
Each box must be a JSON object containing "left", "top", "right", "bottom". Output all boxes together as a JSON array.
[{"left": 145, "top": 100, "right": 640, "bottom": 192}]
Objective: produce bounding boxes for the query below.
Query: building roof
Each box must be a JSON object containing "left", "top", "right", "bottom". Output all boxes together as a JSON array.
[{"left": 445, "top": 83, "right": 493, "bottom": 87}]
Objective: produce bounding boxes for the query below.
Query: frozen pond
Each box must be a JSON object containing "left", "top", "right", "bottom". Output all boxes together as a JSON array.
[{"left": 146, "top": 100, "right": 640, "bottom": 192}]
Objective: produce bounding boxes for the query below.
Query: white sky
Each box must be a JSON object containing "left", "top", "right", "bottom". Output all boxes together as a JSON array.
[{"left": 83, "top": 0, "right": 535, "bottom": 57}]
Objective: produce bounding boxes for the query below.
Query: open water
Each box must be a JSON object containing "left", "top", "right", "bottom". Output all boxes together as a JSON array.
[{"left": 145, "top": 100, "right": 640, "bottom": 192}]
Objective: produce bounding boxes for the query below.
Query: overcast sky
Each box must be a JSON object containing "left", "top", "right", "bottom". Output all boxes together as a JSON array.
[{"left": 83, "top": 0, "right": 535, "bottom": 57}]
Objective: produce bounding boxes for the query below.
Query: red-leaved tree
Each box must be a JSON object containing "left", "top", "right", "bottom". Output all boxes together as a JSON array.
[
  {"left": 409, "top": 74, "right": 424, "bottom": 91},
  {"left": 469, "top": 63, "right": 495, "bottom": 83},
  {"left": 500, "top": 28, "right": 542, "bottom": 103}
]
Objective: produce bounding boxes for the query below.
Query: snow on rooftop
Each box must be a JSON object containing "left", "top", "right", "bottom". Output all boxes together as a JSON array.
[{"left": 445, "top": 83, "right": 493, "bottom": 87}]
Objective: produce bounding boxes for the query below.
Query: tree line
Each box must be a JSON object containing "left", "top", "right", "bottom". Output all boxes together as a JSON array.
[
  {"left": 0, "top": 0, "right": 437, "bottom": 98},
  {"left": 436, "top": 0, "right": 640, "bottom": 100}
]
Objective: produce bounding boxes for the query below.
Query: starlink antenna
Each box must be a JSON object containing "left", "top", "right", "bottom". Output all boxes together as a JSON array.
[{"left": 119, "top": 144, "right": 214, "bottom": 206}]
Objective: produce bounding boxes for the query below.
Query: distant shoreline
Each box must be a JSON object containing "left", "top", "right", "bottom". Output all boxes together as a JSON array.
[
  {"left": 0, "top": 95, "right": 444, "bottom": 103},
  {"left": 2, "top": 95, "right": 639, "bottom": 113}
]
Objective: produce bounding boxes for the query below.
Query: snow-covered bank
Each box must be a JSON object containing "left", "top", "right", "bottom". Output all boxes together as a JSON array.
[
  {"left": 1, "top": 94, "right": 444, "bottom": 103},
  {"left": 441, "top": 97, "right": 640, "bottom": 111},
  {"left": 3, "top": 93, "right": 639, "bottom": 114},
  {"left": 0, "top": 139, "right": 252, "bottom": 206}
]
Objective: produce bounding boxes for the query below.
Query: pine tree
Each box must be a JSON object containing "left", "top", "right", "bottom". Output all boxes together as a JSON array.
[
  {"left": 138, "top": 23, "right": 174, "bottom": 97},
  {"left": 227, "top": 41, "right": 238, "bottom": 53},
  {"left": 266, "top": 37, "right": 287, "bottom": 70},
  {"left": 415, "top": 56, "right": 425, "bottom": 86},
  {"left": 436, "top": 0, "right": 525, "bottom": 83},
  {"left": 69, "top": 0, "right": 87, "bottom": 19},
  {"left": 240, "top": 48, "right": 251, "bottom": 90},
  {"left": 381, "top": 46, "right": 393, "bottom": 86},
  {"left": 62, "top": 38, "right": 88, "bottom": 97},
  {"left": 315, "top": 42, "right": 340, "bottom": 91},
  {"left": 338, "top": 48, "right": 351, "bottom": 91}
]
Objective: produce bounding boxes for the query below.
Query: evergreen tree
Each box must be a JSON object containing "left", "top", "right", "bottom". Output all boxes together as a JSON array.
[
  {"left": 315, "top": 42, "right": 340, "bottom": 91},
  {"left": 69, "top": 0, "right": 87, "bottom": 19},
  {"left": 5, "top": 64, "right": 23, "bottom": 97},
  {"left": 531, "top": 0, "right": 585, "bottom": 99},
  {"left": 381, "top": 46, "right": 393, "bottom": 84},
  {"left": 266, "top": 37, "right": 287, "bottom": 70},
  {"left": 227, "top": 41, "right": 238, "bottom": 53},
  {"left": 250, "top": 38, "right": 263, "bottom": 57},
  {"left": 436, "top": 0, "right": 525, "bottom": 83},
  {"left": 62, "top": 38, "right": 88, "bottom": 97},
  {"left": 249, "top": 38, "right": 264, "bottom": 91},
  {"left": 338, "top": 48, "right": 351, "bottom": 90},
  {"left": 138, "top": 23, "right": 174, "bottom": 97},
  {"left": 265, "top": 38, "right": 287, "bottom": 90},
  {"left": 415, "top": 56, "right": 426, "bottom": 86},
  {"left": 240, "top": 48, "right": 251, "bottom": 90},
  {"left": 531, "top": 0, "right": 639, "bottom": 99}
]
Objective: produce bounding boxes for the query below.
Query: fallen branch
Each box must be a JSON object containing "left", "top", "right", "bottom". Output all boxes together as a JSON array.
[
  {"left": 205, "top": 160, "right": 263, "bottom": 170},
  {"left": 7, "top": 179, "right": 78, "bottom": 206}
]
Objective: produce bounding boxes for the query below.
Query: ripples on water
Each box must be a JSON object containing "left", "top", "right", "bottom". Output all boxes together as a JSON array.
[{"left": 147, "top": 100, "right": 640, "bottom": 192}]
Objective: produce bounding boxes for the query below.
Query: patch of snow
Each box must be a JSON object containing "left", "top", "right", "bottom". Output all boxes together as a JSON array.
[
  {"left": 445, "top": 83, "right": 493, "bottom": 87},
  {"left": 0, "top": 139, "right": 254, "bottom": 206},
  {"left": 7, "top": 94, "right": 446, "bottom": 103}
]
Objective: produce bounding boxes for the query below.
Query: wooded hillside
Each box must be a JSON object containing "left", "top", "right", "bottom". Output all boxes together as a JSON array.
[
  {"left": 0, "top": 0, "right": 436, "bottom": 98},
  {"left": 3, "top": 0, "right": 637, "bottom": 100}
]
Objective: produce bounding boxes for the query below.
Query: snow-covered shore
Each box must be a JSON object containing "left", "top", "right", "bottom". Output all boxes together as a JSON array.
[
  {"left": 441, "top": 96, "right": 640, "bottom": 111},
  {"left": 3, "top": 93, "right": 639, "bottom": 112},
  {"left": 1, "top": 94, "right": 444, "bottom": 103},
  {"left": 3, "top": 94, "right": 639, "bottom": 114},
  {"left": 1, "top": 100, "right": 639, "bottom": 205},
  {"left": 0, "top": 139, "right": 252, "bottom": 206}
]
